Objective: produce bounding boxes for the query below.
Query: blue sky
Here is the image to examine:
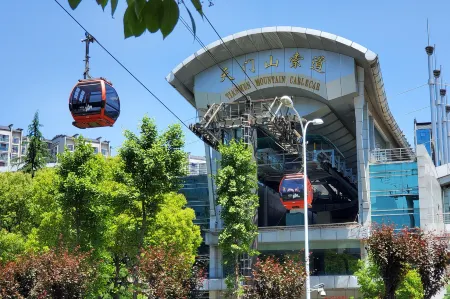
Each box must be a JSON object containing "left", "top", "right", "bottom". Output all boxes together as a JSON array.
[{"left": 1, "top": 0, "right": 449, "bottom": 155}]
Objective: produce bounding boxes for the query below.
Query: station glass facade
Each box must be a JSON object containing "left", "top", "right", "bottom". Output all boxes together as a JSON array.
[{"left": 369, "top": 162, "right": 420, "bottom": 228}]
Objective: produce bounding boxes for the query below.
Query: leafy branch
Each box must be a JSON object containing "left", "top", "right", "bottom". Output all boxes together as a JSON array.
[{"left": 68, "top": 0, "right": 211, "bottom": 39}]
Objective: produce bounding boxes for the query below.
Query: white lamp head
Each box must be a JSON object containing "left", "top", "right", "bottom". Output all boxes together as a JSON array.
[
  {"left": 312, "top": 118, "right": 324, "bottom": 125},
  {"left": 280, "top": 95, "right": 294, "bottom": 108},
  {"left": 319, "top": 288, "right": 326, "bottom": 297}
]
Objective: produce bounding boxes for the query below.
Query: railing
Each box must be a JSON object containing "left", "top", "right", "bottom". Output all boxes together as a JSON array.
[
  {"left": 370, "top": 148, "right": 416, "bottom": 163},
  {"left": 256, "top": 149, "right": 358, "bottom": 184},
  {"left": 187, "top": 163, "right": 207, "bottom": 176}
]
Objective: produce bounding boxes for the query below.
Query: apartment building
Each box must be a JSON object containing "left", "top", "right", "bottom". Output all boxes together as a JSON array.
[
  {"left": 49, "top": 134, "right": 111, "bottom": 159},
  {"left": 0, "top": 125, "right": 26, "bottom": 167},
  {"left": 0, "top": 125, "right": 111, "bottom": 168}
]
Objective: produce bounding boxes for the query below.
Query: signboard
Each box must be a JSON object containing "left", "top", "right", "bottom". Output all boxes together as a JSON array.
[{"left": 194, "top": 48, "right": 357, "bottom": 109}]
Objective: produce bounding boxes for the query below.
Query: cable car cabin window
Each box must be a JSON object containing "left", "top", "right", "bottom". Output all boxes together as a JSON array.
[
  {"left": 280, "top": 179, "right": 304, "bottom": 201},
  {"left": 105, "top": 84, "right": 119, "bottom": 110},
  {"left": 105, "top": 103, "right": 120, "bottom": 120},
  {"left": 104, "top": 84, "right": 120, "bottom": 121},
  {"left": 71, "top": 83, "right": 103, "bottom": 115}
]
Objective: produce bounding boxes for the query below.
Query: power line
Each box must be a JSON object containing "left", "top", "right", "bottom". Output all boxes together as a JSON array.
[
  {"left": 405, "top": 106, "right": 429, "bottom": 115},
  {"left": 178, "top": 17, "right": 250, "bottom": 101},
  {"left": 201, "top": 13, "right": 266, "bottom": 101},
  {"left": 388, "top": 83, "right": 427, "bottom": 100},
  {"left": 179, "top": 15, "right": 290, "bottom": 150},
  {"left": 53, "top": 0, "right": 190, "bottom": 131}
]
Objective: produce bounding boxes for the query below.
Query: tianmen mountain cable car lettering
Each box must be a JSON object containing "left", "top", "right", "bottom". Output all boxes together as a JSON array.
[{"left": 68, "top": 32, "right": 120, "bottom": 129}]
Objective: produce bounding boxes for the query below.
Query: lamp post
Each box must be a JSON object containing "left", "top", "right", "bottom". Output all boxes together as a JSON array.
[{"left": 280, "top": 96, "right": 324, "bottom": 299}]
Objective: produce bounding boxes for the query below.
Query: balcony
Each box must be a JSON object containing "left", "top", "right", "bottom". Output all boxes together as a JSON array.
[
  {"left": 0, "top": 146, "right": 8, "bottom": 152},
  {"left": 370, "top": 148, "right": 415, "bottom": 163},
  {"left": 0, "top": 135, "right": 9, "bottom": 143}
]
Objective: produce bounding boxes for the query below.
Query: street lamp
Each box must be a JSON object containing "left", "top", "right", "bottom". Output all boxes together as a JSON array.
[
  {"left": 311, "top": 283, "right": 327, "bottom": 297},
  {"left": 279, "top": 95, "right": 324, "bottom": 299}
]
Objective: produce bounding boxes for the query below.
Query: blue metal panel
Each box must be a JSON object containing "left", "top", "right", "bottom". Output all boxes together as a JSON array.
[
  {"left": 369, "top": 162, "right": 420, "bottom": 228},
  {"left": 416, "top": 128, "right": 432, "bottom": 156}
]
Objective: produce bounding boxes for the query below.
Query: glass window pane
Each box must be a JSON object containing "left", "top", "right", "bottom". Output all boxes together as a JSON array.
[
  {"left": 280, "top": 178, "right": 304, "bottom": 201},
  {"left": 105, "top": 84, "right": 120, "bottom": 110},
  {"left": 105, "top": 103, "right": 120, "bottom": 121},
  {"left": 71, "top": 83, "right": 102, "bottom": 115}
]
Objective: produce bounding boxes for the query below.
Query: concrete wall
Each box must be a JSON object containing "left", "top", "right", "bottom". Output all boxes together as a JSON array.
[
  {"left": 417, "top": 144, "right": 444, "bottom": 231},
  {"left": 354, "top": 66, "right": 371, "bottom": 227}
]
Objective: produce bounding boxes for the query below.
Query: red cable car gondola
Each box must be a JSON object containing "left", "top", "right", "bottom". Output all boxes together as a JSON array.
[
  {"left": 279, "top": 174, "right": 313, "bottom": 211},
  {"left": 69, "top": 33, "right": 120, "bottom": 129}
]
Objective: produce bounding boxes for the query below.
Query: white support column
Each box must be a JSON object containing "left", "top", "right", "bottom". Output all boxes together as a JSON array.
[
  {"left": 353, "top": 66, "right": 371, "bottom": 227},
  {"left": 208, "top": 245, "right": 223, "bottom": 279},
  {"left": 205, "top": 144, "right": 218, "bottom": 229}
]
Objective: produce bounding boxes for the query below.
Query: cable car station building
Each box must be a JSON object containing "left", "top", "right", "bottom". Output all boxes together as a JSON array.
[{"left": 167, "top": 27, "right": 446, "bottom": 298}]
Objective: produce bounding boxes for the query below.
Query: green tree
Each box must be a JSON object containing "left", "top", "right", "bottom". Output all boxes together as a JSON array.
[
  {"left": 119, "top": 116, "right": 188, "bottom": 246},
  {"left": 0, "top": 172, "right": 33, "bottom": 235},
  {"left": 145, "top": 192, "right": 202, "bottom": 263},
  {"left": 0, "top": 170, "right": 62, "bottom": 262},
  {"left": 0, "top": 230, "right": 26, "bottom": 263},
  {"left": 355, "top": 259, "right": 424, "bottom": 299},
  {"left": 56, "top": 136, "right": 110, "bottom": 249},
  {"left": 67, "top": 0, "right": 211, "bottom": 39},
  {"left": 216, "top": 140, "right": 259, "bottom": 298},
  {"left": 21, "top": 111, "right": 48, "bottom": 178}
]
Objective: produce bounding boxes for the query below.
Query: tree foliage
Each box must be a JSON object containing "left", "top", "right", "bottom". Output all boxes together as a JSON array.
[
  {"left": 67, "top": 0, "right": 213, "bottom": 39},
  {"left": 21, "top": 111, "right": 48, "bottom": 177},
  {"left": 0, "top": 243, "right": 94, "bottom": 298},
  {"left": 244, "top": 255, "right": 306, "bottom": 299},
  {"left": 145, "top": 192, "right": 202, "bottom": 264},
  {"left": 365, "top": 225, "right": 419, "bottom": 299},
  {"left": 354, "top": 259, "right": 424, "bottom": 299},
  {"left": 136, "top": 244, "right": 205, "bottom": 298},
  {"left": 411, "top": 230, "right": 449, "bottom": 299},
  {"left": 216, "top": 140, "right": 259, "bottom": 297},
  {"left": 119, "top": 116, "right": 188, "bottom": 246},
  {"left": 0, "top": 116, "right": 203, "bottom": 297},
  {"left": 365, "top": 224, "right": 450, "bottom": 299},
  {"left": 0, "top": 172, "right": 33, "bottom": 235},
  {"left": 56, "top": 136, "right": 110, "bottom": 249}
]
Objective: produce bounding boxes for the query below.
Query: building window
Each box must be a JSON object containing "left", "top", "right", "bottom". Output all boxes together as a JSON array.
[
  {"left": 21, "top": 146, "right": 26, "bottom": 155},
  {"left": 101, "top": 149, "right": 107, "bottom": 156},
  {"left": 93, "top": 147, "right": 98, "bottom": 154},
  {"left": 370, "top": 162, "right": 420, "bottom": 228},
  {"left": 0, "top": 135, "right": 9, "bottom": 143},
  {"left": 13, "top": 137, "right": 20, "bottom": 144},
  {"left": 67, "top": 144, "right": 74, "bottom": 151},
  {"left": 12, "top": 145, "right": 18, "bottom": 154}
]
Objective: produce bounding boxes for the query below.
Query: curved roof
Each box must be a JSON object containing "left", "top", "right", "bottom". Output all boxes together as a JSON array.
[{"left": 166, "top": 26, "right": 411, "bottom": 150}]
